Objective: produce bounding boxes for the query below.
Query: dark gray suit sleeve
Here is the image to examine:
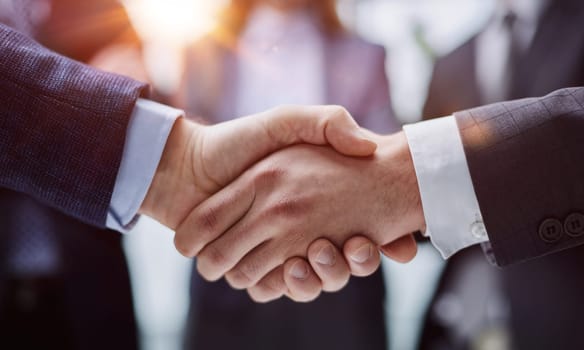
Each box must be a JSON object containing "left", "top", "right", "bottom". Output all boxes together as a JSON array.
[
  {"left": 0, "top": 24, "right": 148, "bottom": 228},
  {"left": 455, "top": 87, "right": 584, "bottom": 266}
]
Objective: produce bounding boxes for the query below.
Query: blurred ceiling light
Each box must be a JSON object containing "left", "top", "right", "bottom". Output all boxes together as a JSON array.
[{"left": 122, "top": 0, "right": 226, "bottom": 46}]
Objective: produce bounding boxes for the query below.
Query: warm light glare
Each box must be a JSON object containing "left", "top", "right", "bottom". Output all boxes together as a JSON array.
[{"left": 122, "top": 0, "right": 226, "bottom": 46}]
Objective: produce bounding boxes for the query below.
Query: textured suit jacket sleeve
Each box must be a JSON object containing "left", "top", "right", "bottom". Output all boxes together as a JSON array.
[
  {"left": 0, "top": 24, "right": 148, "bottom": 228},
  {"left": 455, "top": 87, "right": 584, "bottom": 266}
]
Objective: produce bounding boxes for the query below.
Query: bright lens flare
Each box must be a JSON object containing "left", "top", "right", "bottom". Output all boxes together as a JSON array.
[{"left": 122, "top": 0, "right": 225, "bottom": 46}]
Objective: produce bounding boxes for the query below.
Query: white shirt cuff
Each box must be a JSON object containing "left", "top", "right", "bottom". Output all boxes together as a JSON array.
[
  {"left": 403, "top": 116, "right": 489, "bottom": 259},
  {"left": 106, "top": 99, "right": 183, "bottom": 232}
]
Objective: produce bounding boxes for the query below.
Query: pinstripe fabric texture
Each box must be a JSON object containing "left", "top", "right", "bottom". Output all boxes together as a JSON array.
[
  {"left": 455, "top": 87, "right": 584, "bottom": 266},
  {"left": 0, "top": 24, "right": 148, "bottom": 228}
]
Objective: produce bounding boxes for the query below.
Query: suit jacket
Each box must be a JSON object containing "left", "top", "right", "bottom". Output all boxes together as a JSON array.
[
  {"left": 0, "top": 24, "right": 147, "bottom": 224},
  {"left": 423, "top": 2, "right": 584, "bottom": 119},
  {"left": 180, "top": 33, "right": 395, "bottom": 350},
  {"left": 0, "top": 24, "right": 146, "bottom": 349},
  {"left": 421, "top": 2, "right": 584, "bottom": 348}
]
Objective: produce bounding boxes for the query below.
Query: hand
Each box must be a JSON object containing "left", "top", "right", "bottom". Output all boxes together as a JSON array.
[
  {"left": 249, "top": 235, "right": 418, "bottom": 303},
  {"left": 140, "top": 105, "right": 377, "bottom": 232},
  {"left": 176, "top": 131, "right": 425, "bottom": 289}
]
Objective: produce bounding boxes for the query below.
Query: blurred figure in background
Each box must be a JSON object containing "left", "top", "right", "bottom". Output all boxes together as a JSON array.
[
  {"left": 420, "top": 0, "right": 584, "bottom": 349},
  {"left": 0, "top": 1, "right": 143, "bottom": 349},
  {"left": 178, "top": 0, "right": 398, "bottom": 349}
]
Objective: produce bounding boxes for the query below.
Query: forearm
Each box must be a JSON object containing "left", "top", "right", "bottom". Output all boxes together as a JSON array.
[
  {"left": 0, "top": 24, "right": 147, "bottom": 227},
  {"left": 404, "top": 87, "right": 584, "bottom": 266},
  {"left": 404, "top": 117, "right": 488, "bottom": 258},
  {"left": 456, "top": 87, "right": 584, "bottom": 265}
]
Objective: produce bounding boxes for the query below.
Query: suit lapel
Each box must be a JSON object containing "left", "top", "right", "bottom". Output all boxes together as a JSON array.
[
  {"left": 451, "top": 38, "right": 482, "bottom": 108},
  {"left": 463, "top": 38, "right": 482, "bottom": 107}
]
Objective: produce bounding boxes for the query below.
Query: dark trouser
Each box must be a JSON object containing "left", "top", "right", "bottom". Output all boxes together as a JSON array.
[
  {"left": 186, "top": 268, "right": 387, "bottom": 350},
  {"left": 0, "top": 276, "right": 73, "bottom": 349}
]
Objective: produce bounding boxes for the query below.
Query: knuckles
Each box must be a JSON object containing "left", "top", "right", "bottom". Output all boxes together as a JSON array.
[
  {"left": 196, "top": 206, "right": 219, "bottom": 232},
  {"left": 196, "top": 245, "right": 230, "bottom": 281},
  {"left": 252, "top": 165, "right": 287, "bottom": 188},
  {"left": 173, "top": 235, "right": 197, "bottom": 258},
  {"left": 326, "top": 105, "right": 351, "bottom": 122},
  {"left": 225, "top": 262, "right": 260, "bottom": 289},
  {"left": 265, "top": 197, "right": 306, "bottom": 219}
]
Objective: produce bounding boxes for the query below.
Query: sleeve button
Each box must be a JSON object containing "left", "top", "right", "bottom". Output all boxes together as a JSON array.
[
  {"left": 539, "top": 218, "right": 563, "bottom": 243},
  {"left": 564, "top": 213, "right": 584, "bottom": 237}
]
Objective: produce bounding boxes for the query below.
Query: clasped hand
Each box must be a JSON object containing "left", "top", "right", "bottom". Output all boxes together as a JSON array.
[{"left": 140, "top": 105, "right": 424, "bottom": 302}]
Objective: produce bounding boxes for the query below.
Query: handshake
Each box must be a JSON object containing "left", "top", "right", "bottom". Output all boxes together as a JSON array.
[{"left": 140, "top": 105, "right": 426, "bottom": 303}]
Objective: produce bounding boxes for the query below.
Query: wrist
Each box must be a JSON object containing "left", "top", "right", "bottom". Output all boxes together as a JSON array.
[
  {"left": 376, "top": 132, "right": 426, "bottom": 235},
  {"left": 140, "top": 117, "right": 201, "bottom": 229}
]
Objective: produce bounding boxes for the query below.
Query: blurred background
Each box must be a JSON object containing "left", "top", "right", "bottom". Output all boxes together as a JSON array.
[
  {"left": 4, "top": 0, "right": 584, "bottom": 350},
  {"left": 119, "top": 0, "right": 494, "bottom": 120}
]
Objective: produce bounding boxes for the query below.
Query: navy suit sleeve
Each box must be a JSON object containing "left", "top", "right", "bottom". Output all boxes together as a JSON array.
[
  {"left": 0, "top": 24, "right": 148, "bottom": 228},
  {"left": 455, "top": 87, "right": 584, "bottom": 266}
]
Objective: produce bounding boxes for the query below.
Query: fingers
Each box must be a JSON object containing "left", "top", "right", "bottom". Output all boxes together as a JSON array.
[
  {"left": 248, "top": 258, "right": 326, "bottom": 304},
  {"left": 307, "top": 239, "right": 350, "bottom": 292},
  {"left": 195, "top": 202, "right": 287, "bottom": 284},
  {"left": 224, "top": 240, "right": 286, "bottom": 289},
  {"left": 247, "top": 265, "right": 287, "bottom": 303},
  {"left": 174, "top": 175, "right": 255, "bottom": 258},
  {"left": 343, "top": 236, "right": 382, "bottom": 277},
  {"left": 196, "top": 221, "right": 274, "bottom": 282},
  {"left": 262, "top": 105, "right": 377, "bottom": 157},
  {"left": 380, "top": 234, "right": 418, "bottom": 263},
  {"left": 247, "top": 235, "right": 413, "bottom": 304},
  {"left": 283, "top": 258, "right": 322, "bottom": 302},
  {"left": 227, "top": 235, "right": 417, "bottom": 305},
  {"left": 248, "top": 239, "right": 352, "bottom": 302}
]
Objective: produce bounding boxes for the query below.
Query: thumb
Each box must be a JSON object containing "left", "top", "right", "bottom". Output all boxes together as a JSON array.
[
  {"left": 262, "top": 105, "right": 377, "bottom": 157},
  {"left": 322, "top": 106, "right": 377, "bottom": 157}
]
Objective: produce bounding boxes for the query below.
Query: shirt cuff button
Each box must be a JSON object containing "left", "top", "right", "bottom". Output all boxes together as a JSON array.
[{"left": 470, "top": 221, "right": 488, "bottom": 240}]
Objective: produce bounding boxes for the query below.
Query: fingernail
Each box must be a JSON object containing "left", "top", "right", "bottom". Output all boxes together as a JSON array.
[
  {"left": 315, "top": 245, "right": 336, "bottom": 266},
  {"left": 290, "top": 261, "right": 309, "bottom": 280},
  {"left": 350, "top": 244, "right": 373, "bottom": 264}
]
